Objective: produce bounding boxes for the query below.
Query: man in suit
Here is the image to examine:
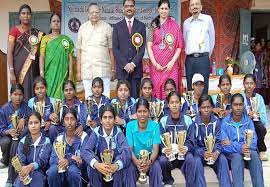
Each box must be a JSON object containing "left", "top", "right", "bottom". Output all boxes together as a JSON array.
[{"left": 113, "top": 0, "right": 146, "bottom": 98}]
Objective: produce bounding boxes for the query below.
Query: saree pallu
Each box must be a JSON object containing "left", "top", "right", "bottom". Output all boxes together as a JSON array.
[
  {"left": 12, "top": 28, "right": 43, "bottom": 100},
  {"left": 149, "top": 17, "right": 184, "bottom": 100},
  {"left": 44, "top": 35, "right": 74, "bottom": 99}
]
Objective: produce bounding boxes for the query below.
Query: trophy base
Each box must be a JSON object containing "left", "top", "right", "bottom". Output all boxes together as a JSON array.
[
  {"left": 12, "top": 137, "right": 19, "bottom": 141},
  {"left": 22, "top": 176, "right": 32, "bottom": 185},
  {"left": 206, "top": 159, "right": 215, "bottom": 165},
  {"left": 253, "top": 118, "right": 260, "bottom": 122},
  {"left": 138, "top": 174, "right": 147, "bottom": 184},
  {"left": 243, "top": 156, "right": 251, "bottom": 161},
  {"left": 103, "top": 175, "right": 113, "bottom": 182},
  {"left": 168, "top": 154, "right": 176, "bottom": 162},
  {"left": 177, "top": 154, "right": 185, "bottom": 160},
  {"left": 58, "top": 167, "right": 66, "bottom": 173}
]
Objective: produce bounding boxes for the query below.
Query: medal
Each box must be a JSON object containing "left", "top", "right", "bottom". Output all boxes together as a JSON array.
[
  {"left": 159, "top": 43, "right": 165, "bottom": 49},
  {"left": 29, "top": 35, "right": 39, "bottom": 60},
  {"left": 132, "top": 33, "right": 143, "bottom": 53},
  {"left": 165, "top": 33, "right": 174, "bottom": 50},
  {"left": 61, "top": 39, "right": 70, "bottom": 49}
]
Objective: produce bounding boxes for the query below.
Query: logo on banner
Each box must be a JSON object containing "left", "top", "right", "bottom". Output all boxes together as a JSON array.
[{"left": 68, "top": 17, "right": 81, "bottom": 33}]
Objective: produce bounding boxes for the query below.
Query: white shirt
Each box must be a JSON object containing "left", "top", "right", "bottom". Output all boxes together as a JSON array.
[
  {"left": 125, "top": 16, "right": 134, "bottom": 28},
  {"left": 183, "top": 13, "right": 215, "bottom": 55}
]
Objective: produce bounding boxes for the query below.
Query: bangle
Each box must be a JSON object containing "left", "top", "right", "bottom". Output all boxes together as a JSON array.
[{"left": 9, "top": 67, "right": 14, "bottom": 70}]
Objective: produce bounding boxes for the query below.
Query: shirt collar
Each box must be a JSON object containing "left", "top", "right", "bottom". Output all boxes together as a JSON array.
[
  {"left": 195, "top": 113, "right": 218, "bottom": 126},
  {"left": 191, "top": 13, "right": 203, "bottom": 22},
  {"left": 134, "top": 120, "right": 151, "bottom": 132},
  {"left": 102, "top": 127, "right": 114, "bottom": 137},
  {"left": 125, "top": 16, "right": 134, "bottom": 25}
]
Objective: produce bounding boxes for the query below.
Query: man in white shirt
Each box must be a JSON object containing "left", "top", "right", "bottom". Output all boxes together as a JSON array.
[
  {"left": 77, "top": 3, "right": 115, "bottom": 99},
  {"left": 183, "top": 0, "right": 215, "bottom": 95}
]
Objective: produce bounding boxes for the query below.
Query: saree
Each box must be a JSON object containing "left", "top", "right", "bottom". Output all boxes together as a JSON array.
[
  {"left": 41, "top": 35, "right": 74, "bottom": 99},
  {"left": 149, "top": 17, "right": 183, "bottom": 100},
  {"left": 9, "top": 27, "right": 43, "bottom": 100}
]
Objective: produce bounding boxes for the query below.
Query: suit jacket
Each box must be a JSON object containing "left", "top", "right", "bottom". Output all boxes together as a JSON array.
[{"left": 112, "top": 18, "right": 146, "bottom": 79}]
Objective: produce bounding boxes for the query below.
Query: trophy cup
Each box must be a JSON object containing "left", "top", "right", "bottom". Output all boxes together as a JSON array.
[
  {"left": 138, "top": 150, "right": 150, "bottom": 184},
  {"left": 11, "top": 155, "right": 32, "bottom": 185},
  {"left": 217, "top": 94, "right": 225, "bottom": 118},
  {"left": 52, "top": 99, "right": 62, "bottom": 124},
  {"left": 184, "top": 91, "right": 195, "bottom": 117},
  {"left": 154, "top": 101, "right": 164, "bottom": 118},
  {"left": 251, "top": 97, "right": 259, "bottom": 121},
  {"left": 100, "top": 149, "right": 114, "bottom": 182},
  {"left": 34, "top": 101, "right": 45, "bottom": 127},
  {"left": 243, "top": 129, "right": 254, "bottom": 161},
  {"left": 10, "top": 113, "right": 19, "bottom": 140},
  {"left": 54, "top": 140, "right": 67, "bottom": 173},
  {"left": 85, "top": 98, "right": 94, "bottom": 123},
  {"left": 204, "top": 134, "right": 215, "bottom": 165},
  {"left": 176, "top": 130, "right": 187, "bottom": 160},
  {"left": 113, "top": 102, "right": 121, "bottom": 116},
  {"left": 161, "top": 132, "right": 176, "bottom": 161}
]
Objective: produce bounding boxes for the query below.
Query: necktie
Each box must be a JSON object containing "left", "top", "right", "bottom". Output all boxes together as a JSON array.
[{"left": 128, "top": 20, "right": 132, "bottom": 35}]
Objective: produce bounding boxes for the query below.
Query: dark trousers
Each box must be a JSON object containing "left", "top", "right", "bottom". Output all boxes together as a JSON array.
[
  {"left": 185, "top": 55, "right": 210, "bottom": 95},
  {"left": 253, "top": 121, "right": 267, "bottom": 152},
  {"left": 0, "top": 136, "right": 12, "bottom": 165},
  {"left": 125, "top": 77, "right": 141, "bottom": 99}
]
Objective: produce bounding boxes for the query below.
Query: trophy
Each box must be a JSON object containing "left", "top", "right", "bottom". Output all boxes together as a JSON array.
[
  {"left": 149, "top": 101, "right": 164, "bottom": 119},
  {"left": 100, "top": 149, "right": 114, "bottom": 182},
  {"left": 161, "top": 132, "right": 176, "bottom": 161},
  {"left": 251, "top": 97, "right": 259, "bottom": 121},
  {"left": 204, "top": 134, "right": 215, "bottom": 165},
  {"left": 149, "top": 101, "right": 155, "bottom": 118},
  {"left": 85, "top": 98, "right": 94, "bottom": 122},
  {"left": 10, "top": 113, "right": 19, "bottom": 140},
  {"left": 52, "top": 99, "right": 62, "bottom": 124},
  {"left": 138, "top": 150, "right": 150, "bottom": 184},
  {"left": 113, "top": 101, "right": 121, "bottom": 116},
  {"left": 176, "top": 130, "right": 187, "bottom": 160},
  {"left": 54, "top": 140, "right": 67, "bottom": 173},
  {"left": 34, "top": 101, "right": 45, "bottom": 127},
  {"left": 217, "top": 94, "right": 225, "bottom": 118},
  {"left": 243, "top": 129, "right": 254, "bottom": 161},
  {"left": 11, "top": 155, "right": 32, "bottom": 185},
  {"left": 184, "top": 91, "right": 195, "bottom": 117}
]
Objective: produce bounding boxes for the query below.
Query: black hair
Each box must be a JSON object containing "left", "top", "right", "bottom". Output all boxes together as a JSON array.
[
  {"left": 198, "top": 94, "right": 214, "bottom": 108},
  {"left": 23, "top": 112, "right": 42, "bottom": 155},
  {"left": 100, "top": 104, "right": 116, "bottom": 119},
  {"left": 164, "top": 78, "right": 176, "bottom": 90},
  {"left": 33, "top": 76, "right": 47, "bottom": 89},
  {"left": 87, "top": 2, "right": 98, "bottom": 11},
  {"left": 63, "top": 80, "right": 76, "bottom": 91},
  {"left": 62, "top": 107, "right": 78, "bottom": 121},
  {"left": 243, "top": 74, "right": 256, "bottom": 83},
  {"left": 49, "top": 13, "right": 61, "bottom": 34},
  {"left": 92, "top": 77, "right": 104, "bottom": 91},
  {"left": 19, "top": 4, "right": 32, "bottom": 14},
  {"left": 231, "top": 93, "right": 244, "bottom": 105},
  {"left": 167, "top": 91, "right": 181, "bottom": 103},
  {"left": 10, "top": 84, "right": 24, "bottom": 95},
  {"left": 123, "top": 0, "right": 135, "bottom": 6},
  {"left": 116, "top": 80, "right": 131, "bottom": 92},
  {"left": 218, "top": 74, "right": 231, "bottom": 86},
  {"left": 140, "top": 78, "right": 153, "bottom": 90},
  {"left": 136, "top": 98, "right": 150, "bottom": 111},
  {"left": 151, "top": 0, "right": 171, "bottom": 28}
]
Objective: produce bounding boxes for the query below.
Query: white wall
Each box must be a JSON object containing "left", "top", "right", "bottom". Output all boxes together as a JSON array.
[{"left": 0, "top": 0, "right": 50, "bottom": 53}]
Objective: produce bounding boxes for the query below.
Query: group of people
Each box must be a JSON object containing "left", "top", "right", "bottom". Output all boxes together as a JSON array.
[
  {"left": 0, "top": 71, "right": 267, "bottom": 187},
  {"left": 7, "top": 0, "right": 215, "bottom": 101}
]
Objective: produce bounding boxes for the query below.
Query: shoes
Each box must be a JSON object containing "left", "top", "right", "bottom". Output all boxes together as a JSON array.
[{"left": 260, "top": 152, "right": 269, "bottom": 161}]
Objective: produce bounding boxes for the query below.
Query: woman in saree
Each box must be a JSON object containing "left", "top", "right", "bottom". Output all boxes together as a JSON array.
[
  {"left": 39, "top": 13, "right": 74, "bottom": 99},
  {"left": 7, "top": 4, "right": 44, "bottom": 100},
  {"left": 147, "top": 0, "right": 183, "bottom": 100}
]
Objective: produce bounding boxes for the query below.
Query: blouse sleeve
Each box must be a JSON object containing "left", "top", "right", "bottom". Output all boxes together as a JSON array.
[
  {"left": 40, "top": 35, "right": 49, "bottom": 56},
  {"left": 8, "top": 27, "right": 19, "bottom": 43},
  {"left": 177, "top": 26, "right": 184, "bottom": 49}
]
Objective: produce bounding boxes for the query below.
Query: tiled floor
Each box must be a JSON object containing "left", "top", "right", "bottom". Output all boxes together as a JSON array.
[{"left": 1, "top": 108, "right": 270, "bottom": 187}]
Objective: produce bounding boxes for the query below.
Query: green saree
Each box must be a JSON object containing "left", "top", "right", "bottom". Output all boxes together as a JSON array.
[{"left": 44, "top": 35, "right": 74, "bottom": 99}]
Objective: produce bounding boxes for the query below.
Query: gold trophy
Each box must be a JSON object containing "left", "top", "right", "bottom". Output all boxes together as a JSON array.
[
  {"left": 85, "top": 98, "right": 94, "bottom": 122},
  {"left": 138, "top": 150, "right": 150, "bottom": 184},
  {"left": 161, "top": 132, "right": 176, "bottom": 161},
  {"left": 10, "top": 113, "right": 19, "bottom": 140},
  {"left": 52, "top": 99, "right": 62, "bottom": 124},
  {"left": 217, "top": 94, "right": 225, "bottom": 118},
  {"left": 54, "top": 140, "right": 67, "bottom": 173},
  {"left": 154, "top": 101, "right": 164, "bottom": 118},
  {"left": 113, "top": 101, "right": 121, "bottom": 116},
  {"left": 204, "top": 134, "right": 215, "bottom": 165},
  {"left": 251, "top": 97, "right": 259, "bottom": 121},
  {"left": 149, "top": 101, "right": 155, "bottom": 118},
  {"left": 184, "top": 91, "right": 196, "bottom": 117},
  {"left": 100, "top": 149, "right": 114, "bottom": 182},
  {"left": 243, "top": 129, "right": 254, "bottom": 161},
  {"left": 34, "top": 101, "right": 45, "bottom": 127},
  {"left": 11, "top": 155, "right": 32, "bottom": 185},
  {"left": 176, "top": 130, "right": 187, "bottom": 160}
]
